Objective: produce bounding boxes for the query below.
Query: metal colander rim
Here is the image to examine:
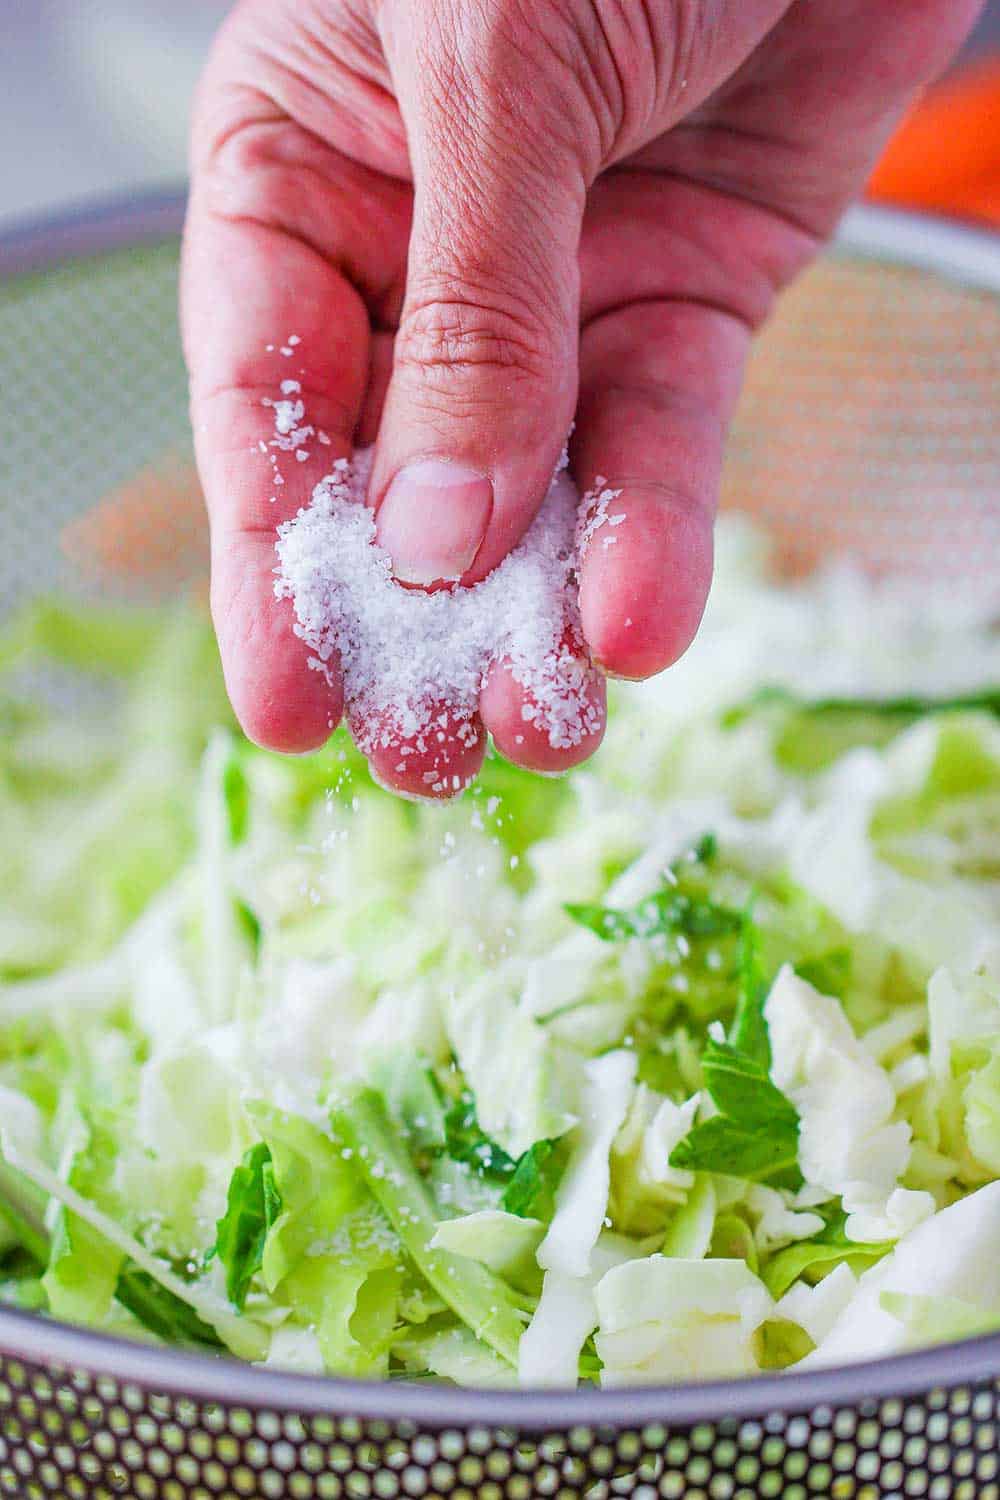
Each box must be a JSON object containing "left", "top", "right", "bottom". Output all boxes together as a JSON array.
[{"left": 1, "top": 191, "right": 1000, "bottom": 1427}]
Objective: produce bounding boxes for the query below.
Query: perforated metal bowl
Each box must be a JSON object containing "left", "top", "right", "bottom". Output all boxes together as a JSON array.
[{"left": 1, "top": 195, "right": 1000, "bottom": 1500}]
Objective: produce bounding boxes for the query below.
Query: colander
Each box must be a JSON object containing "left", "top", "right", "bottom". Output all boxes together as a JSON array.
[{"left": 1, "top": 193, "right": 1000, "bottom": 1500}]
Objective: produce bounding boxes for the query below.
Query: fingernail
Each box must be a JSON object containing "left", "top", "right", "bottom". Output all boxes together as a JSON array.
[{"left": 376, "top": 460, "right": 492, "bottom": 585}]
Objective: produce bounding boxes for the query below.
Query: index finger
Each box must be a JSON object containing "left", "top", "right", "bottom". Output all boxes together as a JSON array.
[{"left": 181, "top": 203, "right": 370, "bottom": 752}]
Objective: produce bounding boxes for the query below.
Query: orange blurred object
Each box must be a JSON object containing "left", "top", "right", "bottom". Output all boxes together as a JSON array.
[
  {"left": 61, "top": 453, "right": 209, "bottom": 597},
  {"left": 869, "top": 58, "right": 1000, "bottom": 227}
]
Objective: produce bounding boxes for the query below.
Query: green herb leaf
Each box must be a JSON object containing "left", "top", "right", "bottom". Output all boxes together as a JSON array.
[
  {"left": 443, "top": 1095, "right": 517, "bottom": 1180},
  {"left": 729, "top": 914, "right": 771, "bottom": 1067},
  {"left": 666, "top": 894, "right": 804, "bottom": 1186},
  {"left": 115, "top": 1265, "right": 223, "bottom": 1348},
  {"left": 214, "top": 1143, "right": 282, "bottom": 1310},
  {"left": 565, "top": 888, "right": 744, "bottom": 944},
  {"left": 670, "top": 1114, "right": 802, "bottom": 1190},
  {"left": 501, "top": 1139, "right": 568, "bottom": 1220},
  {"left": 565, "top": 833, "right": 742, "bottom": 944},
  {"left": 700, "top": 1041, "right": 798, "bottom": 1131}
]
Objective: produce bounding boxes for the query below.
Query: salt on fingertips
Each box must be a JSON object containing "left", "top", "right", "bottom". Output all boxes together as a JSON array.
[
  {"left": 575, "top": 479, "right": 624, "bottom": 555},
  {"left": 273, "top": 401, "right": 623, "bottom": 761}
]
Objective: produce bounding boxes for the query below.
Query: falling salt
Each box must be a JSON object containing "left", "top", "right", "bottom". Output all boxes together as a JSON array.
[{"left": 275, "top": 447, "right": 615, "bottom": 755}]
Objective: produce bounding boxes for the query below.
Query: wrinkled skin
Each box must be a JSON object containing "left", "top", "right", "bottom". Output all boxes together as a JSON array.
[{"left": 183, "top": 0, "right": 982, "bottom": 795}]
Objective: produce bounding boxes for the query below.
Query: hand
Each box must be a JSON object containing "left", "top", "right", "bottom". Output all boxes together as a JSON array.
[{"left": 182, "top": 0, "right": 981, "bottom": 796}]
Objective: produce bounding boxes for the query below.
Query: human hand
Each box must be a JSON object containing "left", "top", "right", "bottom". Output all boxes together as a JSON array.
[{"left": 182, "top": 0, "right": 981, "bottom": 796}]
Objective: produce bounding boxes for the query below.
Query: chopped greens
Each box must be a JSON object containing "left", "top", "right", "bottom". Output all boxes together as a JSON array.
[
  {"left": 214, "top": 1144, "right": 282, "bottom": 1310},
  {"left": 114, "top": 1266, "right": 224, "bottom": 1349},
  {"left": 670, "top": 1109, "right": 801, "bottom": 1189},
  {"left": 565, "top": 835, "right": 743, "bottom": 946},
  {"left": 442, "top": 1095, "right": 517, "bottom": 1181},
  {"left": 729, "top": 915, "right": 771, "bottom": 1068},
  {"left": 502, "top": 1140, "right": 569, "bottom": 1221},
  {"left": 3, "top": 518, "right": 1000, "bottom": 1387},
  {"left": 762, "top": 1211, "right": 893, "bottom": 1300},
  {"left": 332, "top": 1090, "right": 528, "bottom": 1368}
]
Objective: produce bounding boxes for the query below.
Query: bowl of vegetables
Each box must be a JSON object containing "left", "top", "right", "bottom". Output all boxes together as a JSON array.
[{"left": 1, "top": 195, "right": 1000, "bottom": 1499}]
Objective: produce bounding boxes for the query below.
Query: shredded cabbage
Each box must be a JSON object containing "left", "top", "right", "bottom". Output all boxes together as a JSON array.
[{"left": 2, "top": 527, "right": 1000, "bottom": 1387}]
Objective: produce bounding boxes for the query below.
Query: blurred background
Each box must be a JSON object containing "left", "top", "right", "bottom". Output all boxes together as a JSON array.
[{"left": 2, "top": 0, "right": 1000, "bottom": 231}]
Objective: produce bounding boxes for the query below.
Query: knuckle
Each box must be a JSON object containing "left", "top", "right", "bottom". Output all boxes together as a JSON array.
[
  {"left": 394, "top": 286, "right": 557, "bottom": 389},
  {"left": 196, "top": 109, "right": 298, "bottom": 217}
]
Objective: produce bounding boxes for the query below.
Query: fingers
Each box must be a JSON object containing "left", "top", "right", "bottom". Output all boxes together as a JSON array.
[
  {"left": 357, "top": 332, "right": 396, "bottom": 448},
  {"left": 368, "top": 3, "right": 587, "bottom": 588},
  {"left": 360, "top": 702, "right": 487, "bottom": 801},
  {"left": 479, "top": 641, "right": 606, "bottom": 776},
  {"left": 181, "top": 205, "right": 371, "bottom": 752},
  {"left": 574, "top": 301, "right": 751, "bottom": 681}
]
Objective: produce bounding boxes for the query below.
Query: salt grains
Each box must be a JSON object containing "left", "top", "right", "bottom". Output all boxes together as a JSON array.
[{"left": 274, "top": 448, "right": 610, "bottom": 757}]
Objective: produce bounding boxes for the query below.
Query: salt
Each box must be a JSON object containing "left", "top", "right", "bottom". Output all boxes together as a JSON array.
[
  {"left": 576, "top": 479, "right": 624, "bottom": 554},
  {"left": 275, "top": 447, "right": 613, "bottom": 757}
]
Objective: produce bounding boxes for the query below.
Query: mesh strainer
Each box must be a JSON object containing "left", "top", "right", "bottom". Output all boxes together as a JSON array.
[{"left": 1, "top": 195, "right": 1000, "bottom": 1500}]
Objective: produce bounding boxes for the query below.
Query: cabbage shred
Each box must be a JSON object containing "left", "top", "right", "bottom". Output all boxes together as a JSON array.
[{"left": 2, "top": 523, "right": 1000, "bottom": 1385}]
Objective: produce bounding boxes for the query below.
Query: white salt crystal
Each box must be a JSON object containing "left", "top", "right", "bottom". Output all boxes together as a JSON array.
[
  {"left": 274, "top": 447, "right": 610, "bottom": 757},
  {"left": 576, "top": 482, "right": 624, "bottom": 556}
]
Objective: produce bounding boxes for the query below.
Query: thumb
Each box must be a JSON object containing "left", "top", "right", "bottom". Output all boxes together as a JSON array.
[{"left": 371, "top": 3, "right": 587, "bottom": 585}]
